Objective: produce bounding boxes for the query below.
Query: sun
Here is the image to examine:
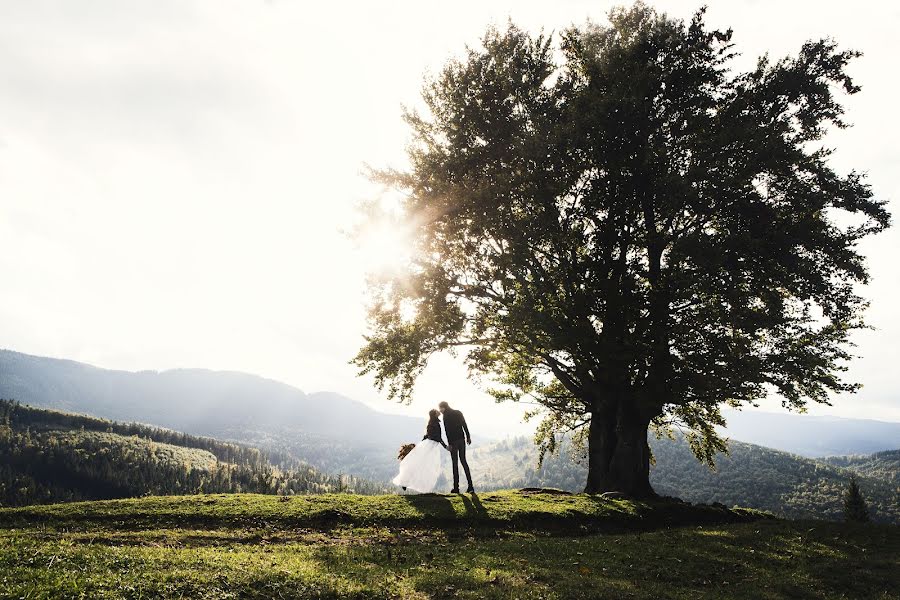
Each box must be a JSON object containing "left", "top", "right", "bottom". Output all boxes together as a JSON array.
[{"left": 357, "top": 220, "right": 414, "bottom": 276}]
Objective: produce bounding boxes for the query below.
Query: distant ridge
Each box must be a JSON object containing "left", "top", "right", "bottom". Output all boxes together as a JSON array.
[
  {"left": 0, "top": 349, "right": 423, "bottom": 480},
  {"left": 2, "top": 348, "right": 899, "bottom": 483},
  {"left": 721, "top": 409, "right": 900, "bottom": 457},
  {"left": 0, "top": 348, "right": 420, "bottom": 440}
]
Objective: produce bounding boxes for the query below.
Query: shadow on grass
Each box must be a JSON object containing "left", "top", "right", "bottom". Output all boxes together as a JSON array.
[
  {"left": 400, "top": 492, "right": 492, "bottom": 523},
  {"left": 460, "top": 493, "right": 489, "bottom": 518},
  {"left": 400, "top": 493, "right": 457, "bottom": 521},
  {"left": 388, "top": 521, "right": 899, "bottom": 600},
  {"left": 4, "top": 510, "right": 896, "bottom": 600},
  {"left": 1, "top": 492, "right": 770, "bottom": 537},
  {"left": 576, "top": 493, "right": 767, "bottom": 531}
]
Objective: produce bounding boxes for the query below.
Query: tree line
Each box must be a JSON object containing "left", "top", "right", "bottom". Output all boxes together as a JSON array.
[
  {"left": 0, "top": 400, "right": 388, "bottom": 507},
  {"left": 468, "top": 435, "right": 899, "bottom": 524}
]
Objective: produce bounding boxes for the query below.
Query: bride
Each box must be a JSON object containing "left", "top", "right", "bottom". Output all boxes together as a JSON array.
[{"left": 393, "top": 409, "right": 448, "bottom": 493}]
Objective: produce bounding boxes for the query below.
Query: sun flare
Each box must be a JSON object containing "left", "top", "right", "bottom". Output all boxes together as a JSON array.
[{"left": 357, "top": 220, "right": 414, "bottom": 276}]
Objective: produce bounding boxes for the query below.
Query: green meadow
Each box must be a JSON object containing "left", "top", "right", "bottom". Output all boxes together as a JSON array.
[{"left": 1, "top": 491, "right": 897, "bottom": 599}]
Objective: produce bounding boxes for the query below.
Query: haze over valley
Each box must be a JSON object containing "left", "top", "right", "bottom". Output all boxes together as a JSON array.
[{"left": 2, "top": 348, "right": 898, "bottom": 524}]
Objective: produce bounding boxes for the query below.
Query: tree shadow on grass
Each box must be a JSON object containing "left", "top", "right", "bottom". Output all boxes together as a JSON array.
[
  {"left": 574, "top": 493, "right": 764, "bottom": 532},
  {"left": 400, "top": 520, "right": 900, "bottom": 600}
]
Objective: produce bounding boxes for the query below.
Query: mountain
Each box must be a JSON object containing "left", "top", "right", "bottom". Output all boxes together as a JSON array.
[
  {"left": 720, "top": 409, "right": 900, "bottom": 457},
  {"left": 0, "top": 349, "right": 422, "bottom": 444},
  {"left": 0, "top": 349, "right": 423, "bottom": 481},
  {"left": 468, "top": 436, "right": 900, "bottom": 524},
  {"left": 3, "top": 348, "right": 899, "bottom": 490},
  {"left": 0, "top": 399, "right": 387, "bottom": 507}
]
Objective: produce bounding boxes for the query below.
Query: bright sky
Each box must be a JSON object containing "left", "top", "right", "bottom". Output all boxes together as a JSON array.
[{"left": 0, "top": 0, "right": 897, "bottom": 437}]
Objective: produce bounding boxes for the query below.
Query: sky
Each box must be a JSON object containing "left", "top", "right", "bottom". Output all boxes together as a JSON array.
[{"left": 0, "top": 0, "right": 898, "bottom": 438}]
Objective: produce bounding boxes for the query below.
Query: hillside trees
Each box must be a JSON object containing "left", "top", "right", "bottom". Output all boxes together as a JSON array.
[
  {"left": 467, "top": 435, "right": 899, "bottom": 523},
  {"left": 0, "top": 400, "right": 388, "bottom": 506},
  {"left": 843, "top": 476, "right": 870, "bottom": 523},
  {"left": 354, "top": 3, "right": 889, "bottom": 496}
]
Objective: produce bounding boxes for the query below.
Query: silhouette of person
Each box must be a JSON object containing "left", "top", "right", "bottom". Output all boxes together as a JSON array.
[{"left": 438, "top": 401, "right": 473, "bottom": 493}]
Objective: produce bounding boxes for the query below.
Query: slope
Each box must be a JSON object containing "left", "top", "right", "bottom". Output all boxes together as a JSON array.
[
  {"left": 0, "top": 349, "right": 423, "bottom": 480},
  {"left": 0, "top": 400, "right": 386, "bottom": 506},
  {"left": 822, "top": 450, "right": 900, "bottom": 485},
  {"left": 468, "top": 436, "right": 900, "bottom": 523},
  {"left": 1, "top": 492, "right": 897, "bottom": 599}
]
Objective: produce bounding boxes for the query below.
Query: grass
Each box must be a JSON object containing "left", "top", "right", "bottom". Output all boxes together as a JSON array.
[
  {"left": 0, "top": 490, "right": 764, "bottom": 531},
  {"left": 1, "top": 490, "right": 897, "bottom": 599}
]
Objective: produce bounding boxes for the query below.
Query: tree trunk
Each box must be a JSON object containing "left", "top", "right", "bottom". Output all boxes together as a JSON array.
[{"left": 584, "top": 398, "right": 654, "bottom": 498}]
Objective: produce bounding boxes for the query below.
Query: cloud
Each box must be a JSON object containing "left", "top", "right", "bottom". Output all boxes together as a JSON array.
[{"left": 0, "top": 0, "right": 896, "bottom": 430}]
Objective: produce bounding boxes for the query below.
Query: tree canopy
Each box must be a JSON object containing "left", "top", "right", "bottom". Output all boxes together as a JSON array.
[{"left": 354, "top": 3, "right": 889, "bottom": 495}]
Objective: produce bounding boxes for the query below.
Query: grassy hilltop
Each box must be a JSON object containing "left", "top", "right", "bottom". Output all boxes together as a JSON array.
[{"left": 2, "top": 491, "right": 898, "bottom": 599}]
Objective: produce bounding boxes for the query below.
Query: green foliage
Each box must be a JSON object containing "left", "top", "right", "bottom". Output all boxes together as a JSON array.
[
  {"left": 843, "top": 475, "right": 871, "bottom": 523},
  {"left": 354, "top": 2, "right": 889, "bottom": 493},
  {"left": 824, "top": 450, "right": 900, "bottom": 484},
  {"left": 1, "top": 493, "right": 897, "bottom": 599},
  {"left": 467, "top": 435, "right": 900, "bottom": 524},
  {"left": 0, "top": 400, "right": 388, "bottom": 506}
]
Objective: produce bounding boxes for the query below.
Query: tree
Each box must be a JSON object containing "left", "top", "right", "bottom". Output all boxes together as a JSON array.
[
  {"left": 354, "top": 3, "right": 889, "bottom": 496},
  {"left": 843, "top": 476, "right": 870, "bottom": 523}
]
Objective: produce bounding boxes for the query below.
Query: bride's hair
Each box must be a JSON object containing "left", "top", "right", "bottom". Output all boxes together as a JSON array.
[{"left": 428, "top": 409, "right": 440, "bottom": 421}]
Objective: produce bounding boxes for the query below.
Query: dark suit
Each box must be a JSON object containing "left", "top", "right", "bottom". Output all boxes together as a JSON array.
[{"left": 441, "top": 408, "right": 472, "bottom": 490}]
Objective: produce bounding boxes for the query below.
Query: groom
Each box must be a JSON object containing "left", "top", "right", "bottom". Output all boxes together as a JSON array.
[{"left": 438, "top": 401, "right": 474, "bottom": 493}]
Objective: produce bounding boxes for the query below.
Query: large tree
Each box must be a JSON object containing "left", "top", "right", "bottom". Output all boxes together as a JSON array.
[{"left": 354, "top": 4, "right": 889, "bottom": 496}]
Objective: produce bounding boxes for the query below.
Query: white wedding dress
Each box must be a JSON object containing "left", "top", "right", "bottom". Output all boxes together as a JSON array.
[{"left": 392, "top": 439, "right": 444, "bottom": 493}]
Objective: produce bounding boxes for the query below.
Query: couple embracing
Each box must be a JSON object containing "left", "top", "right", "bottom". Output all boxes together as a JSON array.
[{"left": 393, "top": 401, "right": 474, "bottom": 494}]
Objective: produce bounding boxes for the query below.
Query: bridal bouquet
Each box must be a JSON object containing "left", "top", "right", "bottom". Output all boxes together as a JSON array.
[{"left": 397, "top": 443, "right": 416, "bottom": 461}]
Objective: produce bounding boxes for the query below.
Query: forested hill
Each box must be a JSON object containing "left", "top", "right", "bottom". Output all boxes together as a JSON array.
[
  {"left": 469, "top": 436, "right": 900, "bottom": 524},
  {"left": 3, "top": 349, "right": 899, "bottom": 485},
  {"left": 0, "top": 400, "right": 387, "bottom": 507},
  {"left": 0, "top": 349, "right": 423, "bottom": 482},
  {"left": 822, "top": 450, "right": 900, "bottom": 485}
]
